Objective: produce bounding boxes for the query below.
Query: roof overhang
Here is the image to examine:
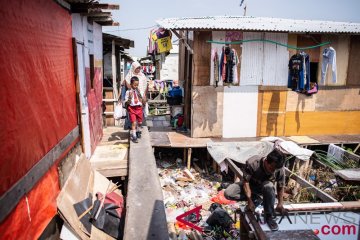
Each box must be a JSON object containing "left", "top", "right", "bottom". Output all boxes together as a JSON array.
[
  {"left": 103, "top": 33, "right": 134, "bottom": 50},
  {"left": 65, "top": 0, "right": 120, "bottom": 26}
]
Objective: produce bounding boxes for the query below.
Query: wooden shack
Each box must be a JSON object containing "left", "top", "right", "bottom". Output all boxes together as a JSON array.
[{"left": 157, "top": 16, "right": 360, "bottom": 138}]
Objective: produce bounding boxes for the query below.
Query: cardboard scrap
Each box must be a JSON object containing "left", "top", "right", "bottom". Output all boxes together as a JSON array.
[{"left": 57, "top": 154, "right": 122, "bottom": 240}]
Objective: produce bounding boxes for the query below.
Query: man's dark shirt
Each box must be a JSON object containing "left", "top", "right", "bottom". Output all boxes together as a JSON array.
[{"left": 243, "top": 155, "right": 285, "bottom": 193}]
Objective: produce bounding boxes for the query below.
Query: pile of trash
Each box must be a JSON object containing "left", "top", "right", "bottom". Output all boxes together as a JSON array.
[{"left": 156, "top": 156, "right": 243, "bottom": 240}]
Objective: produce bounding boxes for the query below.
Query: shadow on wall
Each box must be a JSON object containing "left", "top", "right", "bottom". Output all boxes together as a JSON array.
[
  {"left": 295, "top": 93, "right": 305, "bottom": 132},
  {"left": 266, "top": 91, "right": 280, "bottom": 136}
]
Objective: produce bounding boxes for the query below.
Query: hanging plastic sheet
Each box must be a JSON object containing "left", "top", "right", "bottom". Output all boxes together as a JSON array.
[{"left": 0, "top": 0, "right": 77, "bottom": 238}]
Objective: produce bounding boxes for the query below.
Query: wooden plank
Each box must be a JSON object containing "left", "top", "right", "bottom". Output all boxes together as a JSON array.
[
  {"left": 124, "top": 128, "right": 168, "bottom": 240},
  {"left": 149, "top": 131, "right": 171, "bottom": 147},
  {"left": 262, "top": 91, "right": 287, "bottom": 112},
  {"left": 347, "top": 35, "right": 360, "bottom": 86},
  {"left": 284, "top": 168, "right": 337, "bottom": 202},
  {"left": 286, "top": 90, "right": 316, "bottom": 112},
  {"left": 256, "top": 89, "right": 263, "bottom": 136},
  {"left": 0, "top": 126, "right": 80, "bottom": 223},
  {"left": 168, "top": 132, "right": 211, "bottom": 148},
  {"left": 225, "top": 158, "right": 244, "bottom": 180},
  {"left": 309, "top": 134, "right": 360, "bottom": 145},
  {"left": 259, "top": 90, "right": 287, "bottom": 136},
  {"left": 259, "top": 113, "right": 285, "bottom": 136},
  {"left": 187, "top": 148, "right": 192, "bottom": 169},
  {"left": 245, "top": 211, "right": 268, "bottom": 240},
  {"left": 334, "top": 168, "right": 360, "bottom": 181},
  {"left": 315, "top": 87, "right": 360, "bottom": 111},
  {"left": 284, "top": 111, "right": 360, "bottom": 136},
  {"left": 192, "top": 86, "right": 223, "bottom": 138},
  {"left": 193, "top": 31, "right": 211, "bottom": 86}
]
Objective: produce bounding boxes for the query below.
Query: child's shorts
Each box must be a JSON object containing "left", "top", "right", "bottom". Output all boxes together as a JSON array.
[{"left": 128, "top": 105, "right": 143, "bottom": 124}]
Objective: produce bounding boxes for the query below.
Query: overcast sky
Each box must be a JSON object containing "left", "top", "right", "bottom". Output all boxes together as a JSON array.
[{"left": 103, "top": 0, "right": 360, "bottom": 57}]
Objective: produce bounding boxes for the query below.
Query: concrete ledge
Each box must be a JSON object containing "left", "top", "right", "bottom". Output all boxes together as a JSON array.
[{"left": 124, "top": 127, "right": 168, "bottom": 240}]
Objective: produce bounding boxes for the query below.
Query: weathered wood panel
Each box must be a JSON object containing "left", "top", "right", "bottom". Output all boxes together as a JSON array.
[
  {"left": 297, "top": 35, "right": 321, "bottom": 62},
  {"left": 317, "top": 35, "right": 350, "bottom": 86},
  {"left": 284, "top": 111, "right": 360, "bottom": 136},
  {"left": 286, "top": 90, "right": 316, "bottom": 112},
  {"left": 259, "top": 113, "right": 285, "bottom": 136},
  {"left": 193, "top": 31, "right": 211, "bottom": 86},
  {"left": 262, "top": 90, "right": 287, "bottom": 112},
  {"left": 315, "top": 87, "right": 360, "bottom": 111},
  {"left": 347, "top": 35, "right": 360, "bottom": 86},
  {"left": 192, "top": 86, "right": 223, "bottom": 138}
]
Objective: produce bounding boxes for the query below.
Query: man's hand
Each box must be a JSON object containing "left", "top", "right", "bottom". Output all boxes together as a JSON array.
[{"left": 275, "top": 204, "right": 286, "bottom": 215}]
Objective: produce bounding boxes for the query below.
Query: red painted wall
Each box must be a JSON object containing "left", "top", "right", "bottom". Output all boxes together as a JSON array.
[
  {"left": 86, "top": 66, "right": 103, "bottom": 154},
  {"left": 0, "top": 0, "right": 78, "bottom": 238}
]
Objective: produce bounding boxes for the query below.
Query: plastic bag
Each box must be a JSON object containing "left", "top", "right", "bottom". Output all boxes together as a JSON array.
[{"left": 114, "top": 103, "right": 123, "bottom": 120}]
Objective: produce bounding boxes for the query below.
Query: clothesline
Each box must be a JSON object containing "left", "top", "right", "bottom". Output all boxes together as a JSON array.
[{"left": 207, "top": 39, "right": 331, "bottom": 50}]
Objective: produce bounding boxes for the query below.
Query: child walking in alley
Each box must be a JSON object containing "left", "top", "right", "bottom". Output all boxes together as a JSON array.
[{"left": 124, "top": 76, "right": 144, "bottom": 143}]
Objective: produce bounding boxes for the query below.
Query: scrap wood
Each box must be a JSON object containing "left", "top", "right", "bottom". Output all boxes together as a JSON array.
[
  {"left": 183, "top": 169, "right": 195, "bottom": 180},
  {"left": 176, "top": 177, "right": 193, "bottom": 182}
]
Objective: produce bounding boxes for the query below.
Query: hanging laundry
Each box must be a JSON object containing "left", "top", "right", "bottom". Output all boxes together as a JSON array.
[
  {"left": 321, "top": 47, "right": 337, "bottom": 84},
  {"left": 300, "top": 51, "right": 310, "bottom": 92},
  {"left": 219, "top": 46, "right": 239, "bottom": 84},
  {"left": 151, "top": 28, "right": 172, "bottom": 54},
  {"left": 211, "top": 48, "right": 220, "bottom": 87},
  {"left": 288, "top": 53, "right": 310, "bottom": 92}
]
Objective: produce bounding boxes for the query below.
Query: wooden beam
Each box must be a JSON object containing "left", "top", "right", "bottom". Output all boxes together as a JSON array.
[
  {"left": 98, "top": 21, "right": 119, "bottom": 26},
  {"left": 71, "top": 3, "right": 119, "bottom": 12},
  {"left": 187, "top": 148, "right": 192, "bottom": 169},
  {"left": 284, "top": 167, "right": 338, "bottom": 202},
  {"left": 81, "top": 12, "right": 111, "bottom": 17},
  {"left": 88, "top": 16, "right": 113, "bottom": 22},
  {"left": 171, "top": 30, "right": 194, "bottom": 54},
  {"left": 245, "top": 211, "right": 268, "bottom": 240},
  {"left": 225, "top": 158, "right": 244, "bottom": 181}
]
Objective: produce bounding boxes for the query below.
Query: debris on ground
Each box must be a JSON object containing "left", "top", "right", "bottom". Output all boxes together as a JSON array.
[{"left": 156, "top": 155, "right": 242, "bottom": 239}]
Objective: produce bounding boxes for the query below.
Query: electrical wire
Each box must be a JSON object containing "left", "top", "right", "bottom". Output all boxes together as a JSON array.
[
  {"left": 206, "top": 39, "right": 331, "bottom": 50},
  {"left": 105, "top": 25, "right": 157, "bottom": 32}
]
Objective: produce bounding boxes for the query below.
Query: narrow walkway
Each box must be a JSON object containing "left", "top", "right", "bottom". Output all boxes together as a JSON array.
[
  {"left": 124, "top": 127, "right": 168, "bottom": 240},
  {"left": 90, "top": 126, "right": 129, "bottom": 177}
]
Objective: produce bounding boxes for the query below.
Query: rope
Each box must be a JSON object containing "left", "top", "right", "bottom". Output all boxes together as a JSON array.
[{"left": 206, "top": 39, "right": 331, "bottom": 50}]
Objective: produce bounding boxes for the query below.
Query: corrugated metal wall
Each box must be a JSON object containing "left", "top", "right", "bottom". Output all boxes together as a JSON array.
[
  {"left": 240, "top": 32, "right": 288, "bottom": 86},
  {"left": 263, "top": 33, "right": 288, "bottom": 86},
  {"left": 240, "top": 32, "right": 264, "bottom": 85}
]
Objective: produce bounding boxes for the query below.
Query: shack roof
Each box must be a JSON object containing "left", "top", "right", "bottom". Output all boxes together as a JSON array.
[{"left": 156, "top": 16, "right": 360, "bottom": 34}]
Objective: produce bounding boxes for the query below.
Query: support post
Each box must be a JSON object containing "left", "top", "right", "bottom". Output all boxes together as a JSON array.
[
  {"left": 187, "top": 148, "right": 192, "bottom": 169},
  {"left": 112, "top": 40, "right": 118, "bottom": 126}
]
